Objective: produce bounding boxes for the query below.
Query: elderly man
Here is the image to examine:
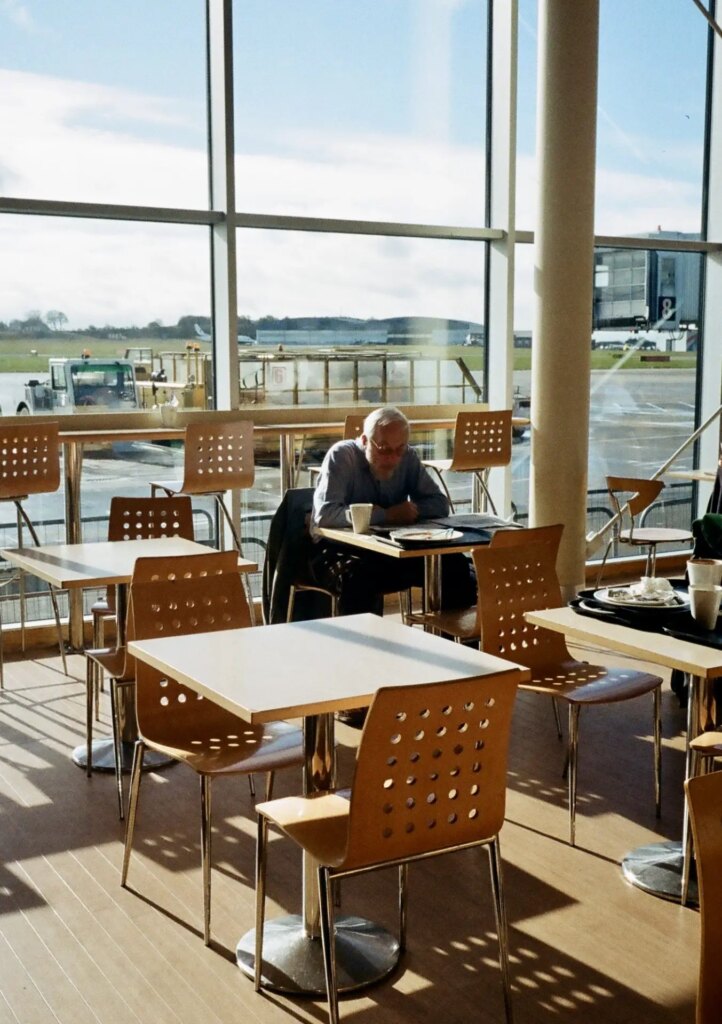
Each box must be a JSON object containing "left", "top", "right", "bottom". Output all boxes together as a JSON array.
[{"left": 310, "top": 406, "right": 476, "bottom": 616}]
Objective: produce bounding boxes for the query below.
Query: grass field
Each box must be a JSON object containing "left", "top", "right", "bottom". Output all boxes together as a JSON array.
[{"left": 0, "top": 334, "right": 697, "bottom": 375}]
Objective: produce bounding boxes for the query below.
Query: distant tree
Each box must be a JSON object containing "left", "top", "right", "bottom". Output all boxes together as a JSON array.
[{"left": 46, "top": 310, "right": 68, "bottom": 331}]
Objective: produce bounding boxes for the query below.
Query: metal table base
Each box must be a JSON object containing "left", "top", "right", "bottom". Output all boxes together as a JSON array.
[
  {"left": 622, "top": 840, "right": 698, "bottom": 906},
  {"left": 72, "top": 738, "right": 174, "bottom": 773},
  {"left": 236, "top": 914, "right": 400, "bottom": 995}
]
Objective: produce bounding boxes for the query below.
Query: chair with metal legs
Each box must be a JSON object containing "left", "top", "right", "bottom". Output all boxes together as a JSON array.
[
  {"left": 149, "top": 417, "right": 254, "bottom": 554},
  {"left": 0, "top": 420, "right": 67, "bottom": 683},
  {"left": 121, "top": 567, "right": 304, "bottom": 947},
  {"left": 88, "top": 495, "right": 195, "bottom": 729},
  {"left": 597, "top": 476, "right": 693, "bottom": 585},
  {"left": 254, "top": 673, "right": 519, "bottom": 1024},
  {"left": 85, "top": 549, "right": 239, "bottom": 819},
  {"left": 421, "top": 409, "right": 513, "bottom": 515},
  {"left": 473, "top": 523, "right": 663, "bottom": 846}
]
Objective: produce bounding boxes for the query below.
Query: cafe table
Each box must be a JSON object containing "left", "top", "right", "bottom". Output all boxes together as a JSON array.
[
  {"left": 316, "top": 517, "right": 522, "bottom": 613},
  {"left": 524, "top": 604, "right": 722, "bottom": 905},
  {"left": 128, "top": 612, "right": 529, "bottom": 995},
  {"left": 0, "top": 537, "right": 257, "bottom": 772}
]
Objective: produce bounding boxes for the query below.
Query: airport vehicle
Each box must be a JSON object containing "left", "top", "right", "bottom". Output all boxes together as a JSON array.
[{"left": 16, "top": 357, "right": 140, "bottom": 415}]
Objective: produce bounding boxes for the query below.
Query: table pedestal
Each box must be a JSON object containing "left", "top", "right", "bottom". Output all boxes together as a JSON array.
[
  {"left": 236, "top": 914, "right": 399, "bottom": 995},
  {"left": 72, "top": 738, "right": 174, "bottom": 773},
  {"left": 622, "top": 840, "right": 698, "bottom": 905}
]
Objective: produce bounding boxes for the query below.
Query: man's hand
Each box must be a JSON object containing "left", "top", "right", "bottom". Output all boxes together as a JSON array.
[{"left": 383, "top": 500, "right": 419, "bottom": 526}]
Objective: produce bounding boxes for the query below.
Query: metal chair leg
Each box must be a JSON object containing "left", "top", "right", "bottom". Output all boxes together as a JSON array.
[
  {"left": 121, "top": 740, "right": 146, "bottom": 886},
  {"left": 568, "top": 705, "right": 581, "bottom": 846},
  {"left": 16, "top": 500, "right": 68, "bottom": 675},
  {"left": 254, "top": 815, "right": 269, "bottom": 991},
  {"left": 428, "top": 466, "right": 455, "bottom": 513},
  {"left": 398, "top": 862, "right": 408, "bottom": 952},
  {"left": 318, "top": 866, "right": 340, "bottom": 1024},
  {"left": 595, "top": 536, "right": 615, "bottom": 588},
  {"left": 201, "top": 775, "right": 212, "bottom": 946},
  {"left": 551, "top": 697, "right": 563, "bottom": 740},
  {"left": 85, "top": 656, "right": 95, "bottom": 778},
  {"left": 109, "top": 680, "right": 126, "bottom": 820},
  {"left": 653, "top": 686, "right": 662, "bottom": 819},
  {"left": 488, "top": 838, "right": 514, "bottom": 1024}
]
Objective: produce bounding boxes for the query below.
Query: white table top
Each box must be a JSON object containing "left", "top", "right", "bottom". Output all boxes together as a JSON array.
[
  {"left": 129, "top": 612, "right": 529, "bottom": 723},
  {"left": 525, "top": 606, "right": 722, "bottom": 678},
  {"left": 0, "top": 538, "right": 257, "bottom": 589},
  {"left": 316, "top": 526, "right": 493, "bottom": 559}
]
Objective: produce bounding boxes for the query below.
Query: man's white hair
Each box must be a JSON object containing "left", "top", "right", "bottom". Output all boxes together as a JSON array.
[{"left": 363, "top": 406, "right": 409, "bottom": 439}]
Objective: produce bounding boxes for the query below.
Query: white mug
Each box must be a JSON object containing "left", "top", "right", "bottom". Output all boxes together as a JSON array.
[
  {"left": 689, "top": 584, "right": 722, "bottom": 630},
  {"left": 349, "top": 503, "right": 373, "bottom": 534},
  {"left": 687, "top": 559, "right": 722, "bottom": 587}
]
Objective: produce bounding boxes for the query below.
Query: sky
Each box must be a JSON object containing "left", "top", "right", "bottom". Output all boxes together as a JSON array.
[{"left": 0, "top": 0, "right": 713, "bottom": 331}]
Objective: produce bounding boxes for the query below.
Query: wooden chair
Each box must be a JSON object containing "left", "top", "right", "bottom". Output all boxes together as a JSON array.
[
  {"left": 0, "top": 420, "right": 67, "bottom": 683},
  {"left": 254, "top": 673, "right": 519, "bottom": 1024},
  {"left": 85, "top": 549, "right": 239, "bottom": 819},
  {"left": 89, "top": 495, "right": 195, "bottom": 722},
  {"left": 473, "top": 523, "right": 663, "bottom": 846},
  {"left": 121, "top": 568, "right": 304, "bottom": 947},
  {"left": 150, "top": 418, "right": 254, "bottom": 554},
  {"left": 597, "top": 476, "right": 693, "bottom": 584},
  {"left": 684, "top": 771, "right": 722, "bottom": 1024},
  {"left": 421, "top": 409, "right": 513, "bottom": 515}
]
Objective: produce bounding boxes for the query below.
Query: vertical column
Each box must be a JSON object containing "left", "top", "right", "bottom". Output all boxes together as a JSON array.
[
  {"left": 699, "top": 14, "right": 722, "bottom": 514},
  {"left": 531, "top": 0, "right": 599, "bottom": 594},
  {"left": 486, "top": 0, "right": 518, "bottom": 516}
]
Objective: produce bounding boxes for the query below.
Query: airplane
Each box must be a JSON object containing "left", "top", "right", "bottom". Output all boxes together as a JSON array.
[{"left": 194, "top": 323, "right": 257, "bottom": 345}]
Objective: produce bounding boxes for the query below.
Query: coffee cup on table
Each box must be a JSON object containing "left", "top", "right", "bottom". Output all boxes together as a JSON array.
[
  {"left": 687, "top": 558, "right": 722, "bottom": 587},
  {"left": 349, "top": 503, "right": 373, "bottom": 534},
  {"left": 689, "top": 584, "right": 722, "bottom": 630}
]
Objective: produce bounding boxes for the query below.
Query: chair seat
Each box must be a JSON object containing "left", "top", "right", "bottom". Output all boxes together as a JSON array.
[
  {"left": 619, "top": 527, "right": 692, "bottom": 544},
  {"left": 85, "top": 646, "right": 130, "bottom": 681},
  {"left": 144, "top": 714, "right": 304, "bottom": 776},
  {"left": 257, "top": 791, "right": 351, "bottom": 867},
  {"left": 407, "top": 606, "right": 479, "bottom": 640},
  {"left": 421, "top": 458, "right": 453, "bottom": 473},
  {"left": 528, "top": 660, "right": 662, "bottom": 703},
  {"left": 690, "top": 731, "right": 722, "bottom": 756}
]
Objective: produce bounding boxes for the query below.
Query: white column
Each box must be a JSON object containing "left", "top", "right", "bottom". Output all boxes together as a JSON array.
[
  {"left": 530, "top": 0, "right": 599, "bottom": 593},
  {"left": 699, "top": 14, "right": 722, "bottom": 515},
  {"left": 207, "top": 0, "right": 239, "bottom": 412},
  {"left": 486, "top": 0, "right": 518, "bottom": 516}
]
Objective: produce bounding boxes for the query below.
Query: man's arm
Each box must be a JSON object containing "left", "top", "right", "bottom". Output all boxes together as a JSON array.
[
  {"left": 312, "top": 443, "right": 365, "bottom": 528},
  {"left": 404, "top": 450, "right": 450, "bottom": 519}
]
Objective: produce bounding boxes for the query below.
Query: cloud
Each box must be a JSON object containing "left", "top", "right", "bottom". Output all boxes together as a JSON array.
[
  {"left": 0, "top": 67, "right": 705, "bottom": 331},
  {"left": 0, "top": 0, "right": 33, "bottom": 30}
]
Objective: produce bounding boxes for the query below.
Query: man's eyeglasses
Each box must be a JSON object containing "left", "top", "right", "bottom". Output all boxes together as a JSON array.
[{"left": 369, "top": 438, "right": 408, "bottom": 457}]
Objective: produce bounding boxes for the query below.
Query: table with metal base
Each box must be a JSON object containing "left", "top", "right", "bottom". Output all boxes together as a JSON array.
[
  {"left": 129, "top": 613, "right": 528, "bottom": 995},
  {"left": 525, "top": 606, "right": 722, "bottom": 906}
]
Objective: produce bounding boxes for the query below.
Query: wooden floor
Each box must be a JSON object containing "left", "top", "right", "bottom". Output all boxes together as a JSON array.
[{"left": 0, "top": 640, "right": 700, "bottom": 1024}]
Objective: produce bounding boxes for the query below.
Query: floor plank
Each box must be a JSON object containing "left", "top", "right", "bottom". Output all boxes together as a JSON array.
[{"left": 0, "top": 645, "right": 699, "bottom": 1023}]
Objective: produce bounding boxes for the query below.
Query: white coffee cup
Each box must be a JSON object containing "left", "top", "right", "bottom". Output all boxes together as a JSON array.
[
  {"left": 349, "top": 503, "right": 373, "bottom": 534},
  {"left": 687, "top": 558, "right": 722, "bottom": 587},
  {"left": 689, "top": 584, "right": 722, "bottom": 629}
]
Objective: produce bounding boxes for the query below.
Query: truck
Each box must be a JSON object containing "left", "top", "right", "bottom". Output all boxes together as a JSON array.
[{"left": 16, "top": 357, "right": 140, "bottom": 415}]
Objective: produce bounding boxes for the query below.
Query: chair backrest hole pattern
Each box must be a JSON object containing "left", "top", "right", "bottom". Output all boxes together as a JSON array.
[
  {"left": 0, "top": 424, "right": 60, "bottom": 499},
  {"left": 344, "top": 676, "right": 518, "bottom": 869}
]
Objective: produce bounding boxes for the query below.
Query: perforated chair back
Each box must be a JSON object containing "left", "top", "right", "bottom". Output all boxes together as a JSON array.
[
  {"left": 607, "top": 476, "right": 665, "bottom": 540},
  {"left": 0, "top": 420, "right": 60, "bottom": 499},
  {"left": 130, "top": 569, "right": 252, "bottom": 744},
  {"left": 343, "top": 414, "right": 366, "bottom": 440},
  {"left": 121, "top": 550, "right": 243, "bottom": 678},
  {"left": 341, "top": 673, "right": 518, "bottom": 872},
  {"left": 178, "top": 418, "right": 255, "bottom": 495},
  {"left": 447, "top": 410, "right": 513, "bottom": 473},
  {"left": 473, "top": 524, "right": 570, "bottom": 670},
  {"left": 108, "top": 495, "right": 195, "bottom": 543},
  {"left": 685, "top": 770, "right": 722, "bottom": 1024}
]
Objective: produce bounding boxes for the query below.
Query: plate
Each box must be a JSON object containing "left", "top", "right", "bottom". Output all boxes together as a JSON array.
[
  {"left": 593, "top": 586, "right": 690, "bottom": 610},
  {"left": 389, "top": 528, "right": 464, "bottom": 544}
]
